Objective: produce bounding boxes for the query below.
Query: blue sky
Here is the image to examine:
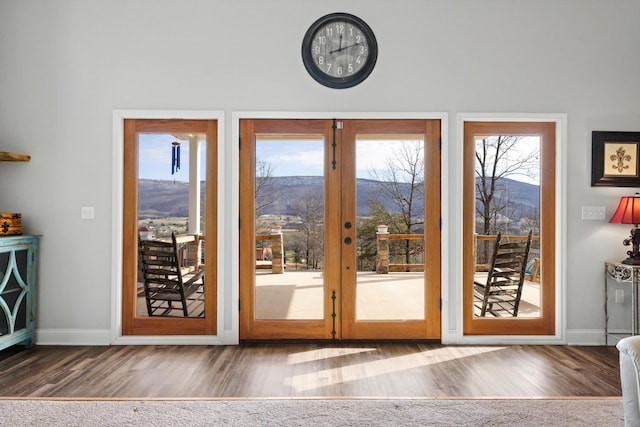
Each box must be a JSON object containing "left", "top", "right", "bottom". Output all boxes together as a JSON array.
[
  {"left": 256, "top": 139, "right": 324, "bottom": 177},
  {"left": 256, "top": 138, "right": 425, "bottom": 180},
  {"left": 138, "top": 135, "right": 540, "bottom": 185},
  {"left": 138, "top": 134, "right": 206, "bottom": 182}
]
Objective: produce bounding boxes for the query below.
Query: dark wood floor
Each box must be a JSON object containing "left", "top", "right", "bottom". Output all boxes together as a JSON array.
[{"left": 0, "top": 343, "right": 621, "bottom": 399}]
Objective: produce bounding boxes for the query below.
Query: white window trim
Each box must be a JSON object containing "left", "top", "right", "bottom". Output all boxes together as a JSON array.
[{"left": 110, "top": 109, "right": 227, "bottom": 345}]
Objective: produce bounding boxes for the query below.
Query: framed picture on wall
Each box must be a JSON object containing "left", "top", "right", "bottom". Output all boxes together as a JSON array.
[{"left": 591, "top": 131, "right": 640, "bottom": 187}]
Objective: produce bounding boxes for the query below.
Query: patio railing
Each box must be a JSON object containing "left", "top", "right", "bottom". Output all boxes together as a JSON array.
[
  {"left": 376, "top": 226, "right": 540, "bottom": 275},
  {"left": 255, "top": 226, "right": 285, "bottom": 274}
]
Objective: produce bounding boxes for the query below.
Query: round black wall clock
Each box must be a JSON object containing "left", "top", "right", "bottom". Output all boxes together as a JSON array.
[{"left": 301, "top": 12, "right": 378, "bottom": 89}]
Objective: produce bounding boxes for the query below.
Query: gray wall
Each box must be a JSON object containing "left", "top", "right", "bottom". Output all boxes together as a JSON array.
[{"left": 1, "top": 0, "right": 639, "bottom": 344}]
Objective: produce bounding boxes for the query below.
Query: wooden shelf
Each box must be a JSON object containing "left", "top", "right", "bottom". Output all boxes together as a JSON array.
[{"left": 0, "top": 152, "right": 30, "bottom": 162}]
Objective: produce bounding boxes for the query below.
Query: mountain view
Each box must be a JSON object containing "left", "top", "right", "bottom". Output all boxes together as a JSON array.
[{"left": 138, "top": 177, "right": 540, "bottom": 221}]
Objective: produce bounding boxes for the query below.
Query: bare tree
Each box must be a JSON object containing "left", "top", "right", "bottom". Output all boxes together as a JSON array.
[
  {"left": 293, "top": 193, "right": 324, "bottom": 270},
  {"left": 255, "top": 159, "right": 281, "bottom": 220},
  {"left": 368, "top": 141, "right": 424, "bottom": 265},
  {"left": 475, "top": 136, "right": 538, "bottom": 235}
]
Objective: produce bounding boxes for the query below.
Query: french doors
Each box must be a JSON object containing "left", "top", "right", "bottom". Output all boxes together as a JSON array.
[{"left": 239, "top": 118, "right": 441, "bottom": 340}]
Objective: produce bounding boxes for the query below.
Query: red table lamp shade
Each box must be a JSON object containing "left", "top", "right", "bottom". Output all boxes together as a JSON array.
[
  {"left": 610, "top": 194, "right": 640, "bottom": 225},
  {"left": 610, "top": 193, "right": 640, "bottom": 265}
]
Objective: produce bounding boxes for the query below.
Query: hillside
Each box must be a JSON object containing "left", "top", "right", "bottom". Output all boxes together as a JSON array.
[
  {"left": 138, "top": 177, "right": 540, "bottom": 220},
  {"left": 138, "top": 179, "right": 195, "bottom": 219}
]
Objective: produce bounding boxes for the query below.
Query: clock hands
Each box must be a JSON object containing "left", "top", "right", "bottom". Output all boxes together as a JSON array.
[{"left": 329, "top": 41, "right": 361, "bottom": 55}]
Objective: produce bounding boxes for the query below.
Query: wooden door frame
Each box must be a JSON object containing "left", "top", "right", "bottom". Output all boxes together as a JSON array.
[
  {"left": 111, "top": 110, "right": 224, "bottom": 344},
  {"left": 239, "top": 118, "right": 337, "bottom": 340},
  {"left": 460, "top": 116, "right": 565, "bottom": 340},
  {"left": 234, "top": 113, "right": 448, "bottom": 339},
  {"left": 340, "top": 119, "right": 442, "bottom": 339}
]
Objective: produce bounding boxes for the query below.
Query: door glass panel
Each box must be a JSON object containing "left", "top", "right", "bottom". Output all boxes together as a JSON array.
[
  {"left": 355, "top": 138, "right": 425, "bottom": 320},
  {"left": 472, "top": 135, "right": 541, "bottom": 318},
  {"left": 254, "top": 138, "right": 325, "bottom": 320},
  {"left": 137, "top": 133, "right": 207, "bottom": 318}
]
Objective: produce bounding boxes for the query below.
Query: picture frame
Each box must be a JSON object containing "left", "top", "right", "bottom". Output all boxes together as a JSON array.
[{"left": 591, "top": 131, "right": 640, "bottom": 187}]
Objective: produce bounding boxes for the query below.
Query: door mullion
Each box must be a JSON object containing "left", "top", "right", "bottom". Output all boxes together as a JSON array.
[{"left": 338, "top": 120, "right": 357, "bottom": 338}]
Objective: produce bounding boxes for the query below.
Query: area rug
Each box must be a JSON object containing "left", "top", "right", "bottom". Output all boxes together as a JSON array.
[{"left": 0, "top": 398, "right": 624, "bottom": 426}]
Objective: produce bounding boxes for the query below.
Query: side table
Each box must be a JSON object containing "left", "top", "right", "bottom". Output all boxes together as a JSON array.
[{"left": 605, "top": 261, "right": 640, "bottom": 344}]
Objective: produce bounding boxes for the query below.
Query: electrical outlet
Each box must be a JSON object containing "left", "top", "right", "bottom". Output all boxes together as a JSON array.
[
  {"left": 581, "top": 206, "right": 605, "bottom": 220},
  {"left": 615, "top": 289, "right": 625, "bottom": 304},
  {"left": 81, "top": 206, "right": 95, "bottom": 220}
]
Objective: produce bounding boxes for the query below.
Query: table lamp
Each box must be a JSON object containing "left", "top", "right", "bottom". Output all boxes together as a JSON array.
[{"left": 610, "top": 193, "right": 640, "bottom": 265}]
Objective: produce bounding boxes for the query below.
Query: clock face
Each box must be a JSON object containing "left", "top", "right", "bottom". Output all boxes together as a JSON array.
[{"left": 302, "top": 13, "right": 378, "bottom": 89}]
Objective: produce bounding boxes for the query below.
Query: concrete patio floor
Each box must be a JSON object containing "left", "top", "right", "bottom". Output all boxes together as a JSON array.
[
  {"left": 134, "top": 270, "right": 541, "bottom": 320},
  {"left": 254, "top": 270, "right": 541, "bottom": 320}
]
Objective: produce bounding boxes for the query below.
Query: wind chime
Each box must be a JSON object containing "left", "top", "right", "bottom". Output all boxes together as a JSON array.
[{"left": 171, "top": 141, "right": 181, "bottom": 183}]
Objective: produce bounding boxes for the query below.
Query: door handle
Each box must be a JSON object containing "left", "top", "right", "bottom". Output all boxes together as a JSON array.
[{"left": 344, "top": 237, "right": 353, "bottom": 245}]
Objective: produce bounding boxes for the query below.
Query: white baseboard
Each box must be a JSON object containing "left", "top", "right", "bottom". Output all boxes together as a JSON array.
[
  {"left": 34, "top": 328, "right": 606, "bottom": 346},
  {"left": 36, "top": 329, "right": 232, "bottom": 346},
  {"left": 112, "top": 335, "right": 226, "bottom": 345},
  {"left": 566, "top": 329, "right": 606, "bottom": 345},
  {"left": 36, "top": 329, "right": 112, "bottom": 346},
  {"left": 444, "top": 328, "right": 607, "bottom": 346}
]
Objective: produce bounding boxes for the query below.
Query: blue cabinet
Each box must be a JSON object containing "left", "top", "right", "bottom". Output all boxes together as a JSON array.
[{"left": 0, "top": 235, "right": 38, "bottom": 350}]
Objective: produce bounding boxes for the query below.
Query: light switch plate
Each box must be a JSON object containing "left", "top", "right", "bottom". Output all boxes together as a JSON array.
[{"left": 581, "top": 206, "right": 605, "bottom": 220}]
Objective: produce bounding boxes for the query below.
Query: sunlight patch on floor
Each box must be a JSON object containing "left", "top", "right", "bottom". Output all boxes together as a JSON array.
[
  {"left": 286, "top": 346, "right": 506, "bottom": 393},
  {"left": 287, "top": 347, "right": 377, "bottom": 365}
]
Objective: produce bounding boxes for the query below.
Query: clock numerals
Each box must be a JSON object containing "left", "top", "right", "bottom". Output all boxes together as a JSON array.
[{"left": 311, "top": 21, "right": 368, "bottom": 78}]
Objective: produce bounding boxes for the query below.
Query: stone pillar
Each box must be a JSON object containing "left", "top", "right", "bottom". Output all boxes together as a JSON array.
[
  {"left": 187, "top": 235, "right": 203, "bottom": 269},
  {"left": 271, "top": 226, "right": 285, "bottom": 274},
  {"left": 376, "top": 224, "right": 389, "bottom": 274}
]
